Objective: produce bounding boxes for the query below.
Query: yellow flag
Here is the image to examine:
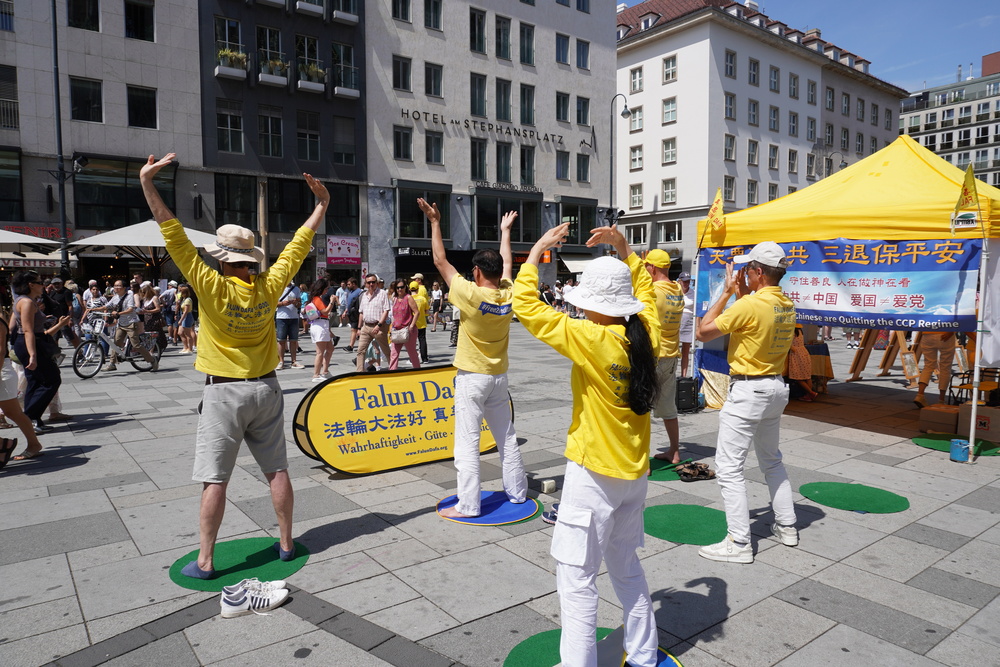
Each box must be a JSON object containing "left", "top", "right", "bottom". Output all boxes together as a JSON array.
[
  {"left": 954, "top": 164, "right": 978, "bottom": 214},
  {"left": 707, "top": 187, "right": 725, "bottom": 230}
]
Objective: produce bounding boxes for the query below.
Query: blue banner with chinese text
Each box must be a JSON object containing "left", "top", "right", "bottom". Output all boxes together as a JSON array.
[{"left": 695, "top": 239, "right": 981, "bottom": 331}]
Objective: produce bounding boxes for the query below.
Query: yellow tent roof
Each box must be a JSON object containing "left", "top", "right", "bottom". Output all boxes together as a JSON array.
[{"left": 698, "top": 136, "right": 1000, "bottom": 247}]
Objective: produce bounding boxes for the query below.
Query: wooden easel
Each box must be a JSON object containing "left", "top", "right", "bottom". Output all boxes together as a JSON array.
[{"left": 847, "top": 330, "right": 923, "bottom": 386}]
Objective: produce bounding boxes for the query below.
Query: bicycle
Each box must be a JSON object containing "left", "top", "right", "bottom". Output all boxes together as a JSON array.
[{"left": 73, "top": 318, "right": 162, "bottom": 379}]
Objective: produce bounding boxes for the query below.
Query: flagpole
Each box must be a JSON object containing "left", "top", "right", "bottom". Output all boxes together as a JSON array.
[
  {"left": 692, "top": 189, "right": 724, "bottom": 382},
  {"left": 966, "top": 196, "right": 988, "bottom": 459}
]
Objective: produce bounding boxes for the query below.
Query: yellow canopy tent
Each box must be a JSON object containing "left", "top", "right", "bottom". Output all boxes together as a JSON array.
[{"left": 697, "top": 135, "right": 1000, "bottom": 245}]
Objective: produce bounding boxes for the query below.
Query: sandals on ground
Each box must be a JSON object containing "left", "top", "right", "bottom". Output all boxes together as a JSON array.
[{"left": 676, "top": 461, "right": 716, "bottom": 482}]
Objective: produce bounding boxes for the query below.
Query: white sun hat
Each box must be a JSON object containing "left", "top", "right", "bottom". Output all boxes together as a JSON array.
[
  {"left": 563, "top": 256, "right": 644, "bottom": 318},
  {"left": 204, "top": 225, "right": 265, "bottom": 264}
]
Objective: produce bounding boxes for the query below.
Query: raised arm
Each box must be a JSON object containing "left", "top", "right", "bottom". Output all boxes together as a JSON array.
[
  {"left": 139, "top": 153, "right": 179, "bottom": 224},
  {"left": 585, "top": 224, "right": 631, "bottom": 259},
  {"left": 499, "top": 210, "right": 517, "bottom": 282},
  {"left": 418, "top": 198, "right": 458, "bottom": 287},
  {"left": 302, "top": 174, "right": 330, "bottom": 233}
]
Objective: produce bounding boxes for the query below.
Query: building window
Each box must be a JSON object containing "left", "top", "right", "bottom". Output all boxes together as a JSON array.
[
  {"left": 662, "top": 178, "right": 676, "bottom": 204},
  {"left": 788, "top": 149, "right": 798, "bottom": 173},
  {"left": 470, "top": 9, "right": 486, "bottom": 53},
  {"left": 477, "top": 197, "right": 540, "bottom": 243},
  {"left": 392, "top": 0, "right": 410, "bottom": 22},
  {"left": 124, "top": 0, "right": 154, "bottom": 41},
  {"left": 331, "top": 42, "right": 355, "bottom": 89},
  {"left": 555, "top": 91, "right": 569, "bottom": 123},
  {"left": 788, "top": 111, "right": 798, "bottom": 137},
  {"left": 768, "top": 106, "right": 779, "bottom": 132},
  {"left": 871, "top": 103, "right": 879, "bottom": 126},
  {"left": 68, "top": 0, "right": 99, "bottom": 31},
  {"left": 521, "top": 84, "right": 535, "bottom": 124},
  {"left": 807, "top": 117, "right": 816, "bottom": 141},
  {"left": 272, "top": 177, "right": 350, "bottom": 233},
  {"left": 724, "top": 134, "right": 735, "bottom": 161},
  {"left": 259, "top": 26, "right": 282, "bottom": 64},
  {"left": 470, "top": 73, "right": 487, "bottom": 116},
  {"left": 870, "top": 136, "right": 877, "bottom": 154},
  {"left": 855, "top": 132, "right": 864, "bottom": 154},
  {"left": 0, "top": 150, "right": 22, "bottom": 220},
  {"left": 426, "top": 131, "right": 443, "bottom": 165},
  {"left": 630, "top": 67, "right": 643, "bottom": 93},
  {"left": 768, "top": 183, "right": 778, "bottom": 201},
  {"left": 840, "top": 127, "right": 849, "bottom": 150},
  {"left": 841, "top": 92, "right": 850, "bottom": 116},
  {"left": 0, "top": 1, "right": 14, "bottom": 32},
  {"left": 576, "top": 39, "right": 589, "bottom": 69},
  {"left": 576, "top": 154, "right": 590, "bottom": 182},
  {"left": 723, "top": 175, "right": 735, "bottom": 201},
  {"left": 630, "top": 145, "right": 643, "bottom": 170},
  {"left": 424, "top": 0, "right": 442, "bottom": 29},
  {"left": 70, "top": 77, "right": 102, "bottom": 122},
  {"left": 768, "top": 144, "right": 778, "bottom": 170},
  {"left": 788, "top": 185, "right": 797, "bottom": 195},
  {"left": 121, "top": 87, "right": 154, "bottom": 129},
  {"left": 789, "top": 73, "right": 798, "bottom": 99},
  {"left": 258, "top": 105, "right": 282, "bottom": 158},
  {"left": 629, "top": 106, "right": 643, "bottom": 132},
  {"left": 663, "top": 55, "right": 677, "bottom": 83},
  {"left": 576, "top": 96, "right": 589, "bottom": 125},
  {"left": 495, "top": 16, "right": 510, "bottom": 59},
  {"left": 519, "top": 23, "right": 534, "bottom": 65},
  {"left": 399, "top": 187, "right": 450, "bottom": 239},
  {"left": 856, "top": 98, "right": 865, "bottom": 121},
  {"left": 656, "top": 220, "right": 682, "bottom": 243},
  {"left": 214, "top": 174, "right": 254, "bottom": 228},
  {"left": 724, "top": 50, "right": 736, "bottom": 78},
  {"left": 662, "top": 137, "right": 676, "bottom": 164},
  {"left": 556, "top": 150, "right": 570, "bottom": 179},
  {"left": 884, "top": 108, "right": 892, "bottom": 130},
  {"left": 577, "top": 0, "right": 589, "bottom": 12},
  {"left": 392, "top": 56, "right": 411, "bottom": 91},
  {"left": 748, "top": 58, "right": 759, "bottom": 86},
  {"left": 824, "top": 123, "right": 833, "bottom": 146},
  {"left": 0, "top": 66, "right": 17, "bottom": 129},
  {"left": 747, "top": 179, "right": 757, "bottom": 206},
  {"left": 422, "top": 63, "right": 443, "bottom": 97},
  {"left": 470, "top": 139, "right": 487, "bottom": 179},
  {"left": 807, "top": 80, "right": 816, "bottom": 105},
  {"left": 332, "top": 115, "right": 355, "bottom": 165},
  {"left": 625, "top": 224, "right": 645, "bottom": 245},
  {"left": 769, "top": 66, "right": 779, "bottom": 92},
  {"left": 806, "top": 153, "right": 816, "bottom": 177},
  {"left": 496, "top": 142, "right": 512, "bottom": 183},
  {"left": 75, "top": 156, "right": 176, "bottom": 229},
  {"left": 825, "top": 86, "right": 834, "bottom": 111},
  {"left": 662, "top": 97, "right": 676, "bottom": 124},
  {"left": 216, "top": 99, "right": 242, "bottom": 153},
  {"left": 296, "top": 111, "right": 320, "bottom": 161},
  {"left": 747, "top": 99, "right": 758, "bottom": 126},
  {"left": 555, "top": 34, "right": 570, "bottom": 64},
  {"left": 629, "top": 184, "right": 642, "bottom": 208},
  {"left": 497, "top": 79, "right": 512, "bottom": 121},
  {"left": 724, "top": 93, "right": 735, "bottom": 119},
  {"left": 520, "top": 145, "right": 535, "bottom": 185},
  {"left": 393, "top": 125, "right": 412, "bottom": 160},
  {"left": 747, "top": 139, "right": 758, "bottom": 165}
]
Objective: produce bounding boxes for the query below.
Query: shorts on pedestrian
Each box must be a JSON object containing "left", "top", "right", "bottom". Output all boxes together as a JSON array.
[
  {"left": 180, "top": 313, "right": 195, "bottom": 329},
  {"left": 275, "top": 317, "right": 300, "bottom": 342},
  {"left": 310, "top": 318, "right": 331, "bottom": 343},
  {"left": 192, "top": 377, "right": 287, "bottom": 483},
  {"left": 0, "top": 358, "right": 18, "bottom": 402},
  {"left": 163, "top": 309, "right": 176, "bottom": 327},
  {"left": 652, "top": 356, "right": 679, "bottom": 420}
]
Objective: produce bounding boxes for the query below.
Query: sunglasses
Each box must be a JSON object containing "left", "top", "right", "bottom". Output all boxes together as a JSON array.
[
  {"left": 30, "top": 280, "right": 43, "bottom": 285},
  {"left": 366, "top": 280, "right": 377, "bottom": 285}
]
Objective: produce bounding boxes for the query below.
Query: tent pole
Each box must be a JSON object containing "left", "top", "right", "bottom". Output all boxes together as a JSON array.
[{"left": 967, "top": 208, "right": 989, "bottom": 459}]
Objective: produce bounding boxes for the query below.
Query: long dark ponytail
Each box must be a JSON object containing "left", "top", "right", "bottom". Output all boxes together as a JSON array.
[{"left": 625, "top": 314, "right": 659, "bottom": 415}]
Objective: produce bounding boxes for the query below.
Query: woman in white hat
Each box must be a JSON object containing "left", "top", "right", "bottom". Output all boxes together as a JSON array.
[{"left": 513, "top": 223, "right": 660, "bottom": 667}]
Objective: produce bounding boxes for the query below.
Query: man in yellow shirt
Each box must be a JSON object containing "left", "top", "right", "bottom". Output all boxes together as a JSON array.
[
  {"left": 410, "top": 273, "right": 429, "bottom": 303},
  {"left": 410, "top": 282, "right": 430, "bottom": 363},
  {"left": 696, "top": 241, "right": 798, "bottom": 563},
  {"left": 140, "top": 153, "right": 329, "bottom": 584},
  {"left": 644, "top": 249, "right": 684, "bottom": 464},
  {"left": 418, "top": 198, "right": 526, "bottom": 518}
]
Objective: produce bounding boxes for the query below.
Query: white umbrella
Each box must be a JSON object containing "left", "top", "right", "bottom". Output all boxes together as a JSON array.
[
  {"left": 0, "top": 229, "right": 62, "bottom": 251},
  {"left": 70, "top": 220, "right": 218, "bottom": 275}
]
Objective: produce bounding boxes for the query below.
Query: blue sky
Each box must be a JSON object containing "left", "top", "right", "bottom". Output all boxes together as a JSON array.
[{"left": 624, "top": 1, "right": 1000, "bottom": 94}]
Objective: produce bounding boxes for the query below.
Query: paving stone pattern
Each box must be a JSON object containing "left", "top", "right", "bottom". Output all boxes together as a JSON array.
[{"left": 1, "top": 326, "right": 998, "bottom": 666}]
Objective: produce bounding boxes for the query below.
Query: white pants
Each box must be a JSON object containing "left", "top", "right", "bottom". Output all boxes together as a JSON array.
[
  {"left": 715, "top": 376, "right": 796, "bottom": 544},
  {"left": 453, "top": 370, "right": 526, "bottom": 515},
  {"left": 553, "top": 461, "right": 658, "bottom": 667}
]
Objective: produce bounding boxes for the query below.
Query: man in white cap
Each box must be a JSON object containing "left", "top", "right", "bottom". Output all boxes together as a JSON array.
[
  {"left": 161, "top": 279, "right": 179, "bottom": 344},
  {"left": 696, "top": 241, "right": 798, "bottom": 563},
  {"left": 677, "top": 272, "right": 694, "bottom": 376},
  {"left": 139, "top": 153, "right": 329, "bottom": 587},
  {"left": 643, "top": 249, "right": 684, "bottom": 464},
  {"left": 410, "top": 272, "right": 428, "bottom": 303}
]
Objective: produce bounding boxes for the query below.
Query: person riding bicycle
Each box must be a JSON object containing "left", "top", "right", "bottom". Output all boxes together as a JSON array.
[{"left": 101, "top": 280, "right": 158, "bottom": 372}]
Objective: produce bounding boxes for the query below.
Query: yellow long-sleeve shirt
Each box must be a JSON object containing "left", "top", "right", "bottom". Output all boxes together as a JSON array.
[
  {"left": 512, "top": 255, "right": 660, "bottom": 480},
  {"left": 161, "top": 219, "right": 314, "bottom": 378}
]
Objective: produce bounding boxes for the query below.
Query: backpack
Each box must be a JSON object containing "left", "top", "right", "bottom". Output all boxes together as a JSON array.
[{"left": 347, "top": 290, "right": 361, "bottom": 322}]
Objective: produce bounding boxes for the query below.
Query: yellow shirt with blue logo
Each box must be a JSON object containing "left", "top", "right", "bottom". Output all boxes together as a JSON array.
[
  {"left": 448, "top": 275, "right": 514, "bottom": 375},
  {"left": 714, "top": 286, "right": 795, "bottom": 376},
  {"left": 653, "top": 280, "right": 684, "bottom": 359}
]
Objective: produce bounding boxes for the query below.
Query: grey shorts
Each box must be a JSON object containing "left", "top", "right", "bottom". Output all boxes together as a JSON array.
[
  {"left": 192, "top": 377, "right": 287, "bottom": 483},
  {"left": 652, "top": 356, "right": 679, "bottom": 420}
]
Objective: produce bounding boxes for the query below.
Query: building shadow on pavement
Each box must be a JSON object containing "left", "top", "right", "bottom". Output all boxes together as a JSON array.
[
  {"left": 0, "top": 444, "right": 97, "bottom": 476},
  {"left": 296, "top": 505, "right": 438, "bottom": 557}
]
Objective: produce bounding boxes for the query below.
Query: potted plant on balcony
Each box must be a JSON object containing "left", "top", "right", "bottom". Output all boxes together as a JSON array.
[
  {"left": 218, "top": 48, "right": 236, "bottom": 67},
  {"left": 305, "top": 63, "right": 325, "bottom": 83},
  {"left": 270, "top": 59, "right": 288, "bottom": 76},
  {"left": 229, "top": 51, "right": 248, "bottom": 70}
]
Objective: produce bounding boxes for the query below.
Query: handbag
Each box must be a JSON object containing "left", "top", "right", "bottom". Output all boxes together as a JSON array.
[
  {"left": 390, "top": 327, "right": 410, "bottom": 344},
  {"left": 302, "top": 302, "right": 321, "bottom": 321}
]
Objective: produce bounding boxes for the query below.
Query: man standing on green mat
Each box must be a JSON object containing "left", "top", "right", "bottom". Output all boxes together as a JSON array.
[
  {"left": 644, "top": 249, "right": 685, "bottom": 464},
  {"left": 140, "top": 152, "right": 329, "bottom": 580},
  {"left": 696, "top": 242, "right": 798, "bottom": 563}
]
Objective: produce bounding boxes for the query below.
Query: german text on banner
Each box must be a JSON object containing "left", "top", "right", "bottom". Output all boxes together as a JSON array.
[
  {"left": 695, "top": 238, "right": 981, "bottom": 331},
  {"left": 294, "top": 366, "right": 501, "bottom": 475}
]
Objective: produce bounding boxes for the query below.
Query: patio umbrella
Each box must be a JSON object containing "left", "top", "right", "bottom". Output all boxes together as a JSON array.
[
  {"left": 0, "top": 229, "right": 62, "bottom": 251},
  {"left": 70, "top": 220, "right": 218, "bottom": 279}
]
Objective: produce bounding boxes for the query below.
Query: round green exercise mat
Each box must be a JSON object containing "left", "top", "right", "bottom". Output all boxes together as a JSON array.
[
  {"left": 643, "top": 504, "right": 728, "bottom": 546},
  {"left": 911, "top": 433, "right": 1000, "bottom": 457},
  {"left": 169, "top": 537, "right": 309, "bottom": 592},
  {"left": 505, "top": 627, "right": 682, "bottom": 667},
  {"left": 799, "top": 482, "right": 909, "bottom": 514}
]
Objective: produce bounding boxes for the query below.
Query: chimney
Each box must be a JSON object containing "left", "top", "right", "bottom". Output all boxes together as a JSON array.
[
  {"left": 957, "top": 64, "right": 962, "bottom": 82},
  {"left": 617, "top": 3, "right": 626, "bottom": 13},
  {"left": 804, "top": 28, "right": 821, "bottom": 39},
  {"left": 744, "top": 0, "right": 758, "bottom": 11}
]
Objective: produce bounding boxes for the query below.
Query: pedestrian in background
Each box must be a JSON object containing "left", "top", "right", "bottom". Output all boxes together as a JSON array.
[
  {"left": 430, "top": 281, "right": 445, "bottom": 331},
  {"left": 388, "top": 280, "right": 420, "bottom": 370},
  {"left": 307, "top": 278, "right": 337, "bottom": 382},
  {"left": 0, "top": 286, "right": 46, "bottom": 463},
  {"left": 411, "top": 281, "right": 429, "bottom": 363},
  {"left": 177, "top": 284, "right": 197, "bottom": 354},
  {"left": 274, "top": 282, "right": 303, "bottom": 370}
]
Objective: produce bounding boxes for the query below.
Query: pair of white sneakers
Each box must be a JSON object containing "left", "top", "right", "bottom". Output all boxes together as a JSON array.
[
  {"left": 220, "top": 578, "right": 289, "bottom": 618},
  {"left": 698, "top": 523, "right": 799, "bottom": 564}
]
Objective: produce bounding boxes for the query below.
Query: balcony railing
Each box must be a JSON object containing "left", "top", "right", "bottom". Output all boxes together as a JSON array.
[
  {"left": 331, "top": 64, "right": 358, "bottom": 89},
  {"left": 296, "top": 57, "right": 326, "bottom": 92},
  {"left": 257, "top": 49, "right": 289, "bottom": 86},
  {"left": 0, "top": 99, "right": 18, "bottom": 129}
]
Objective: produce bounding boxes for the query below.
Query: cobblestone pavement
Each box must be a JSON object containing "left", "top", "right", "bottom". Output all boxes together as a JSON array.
[{"left": 1, "top": 325, "right": 998, "bottom": 667}]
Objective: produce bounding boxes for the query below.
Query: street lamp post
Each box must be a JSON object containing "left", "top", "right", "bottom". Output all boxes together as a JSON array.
[
  {"left": 607, "top": 93, "right": 631, "bottom": 226},
  {"left": 825, "top": 151, "right": 849, "bottom": 177}
]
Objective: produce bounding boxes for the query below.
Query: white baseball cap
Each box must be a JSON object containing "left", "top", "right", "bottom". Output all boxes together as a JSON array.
[{"left": 732, "top": 241, "right": 787, "bottom": 269}]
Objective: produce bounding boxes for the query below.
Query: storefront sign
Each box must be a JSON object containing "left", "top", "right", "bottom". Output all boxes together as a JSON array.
[
  {"left": 326, "top": 236, "right": 361, "bottom": 265},
  {"left": 473, "top": 181, "right": 540, "bottom": 193},
  {"left": 695, "top": 239, "right": 981, "bottom": 331},
  {"left": 0, "top": 257, "right": 73, "bottom": 269},
  {"left": 293, "top": 366, "right": 503, "bottom": 475},
  {"left": 0, "top": 224, "right": 63, "bottom": 239},
  {"left": 396, "top": 247, "right": 432, "bottom": 257},
  {"left": 399, "top": 109, "right": 564, "bottom": 146}
]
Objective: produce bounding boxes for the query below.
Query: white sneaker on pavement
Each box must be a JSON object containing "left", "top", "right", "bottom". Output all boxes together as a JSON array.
[
  {"left": 698, "top": 535, "right": 753, "bottom": 563},
  {"left": 220, "top": 587, "right": 289, "bottom": 618},
  {"left": 221, "top": 577, "right": 287, "bottom": 596},
  {"left": 771, "top": 522, "right": 799, "bottom": 546}
]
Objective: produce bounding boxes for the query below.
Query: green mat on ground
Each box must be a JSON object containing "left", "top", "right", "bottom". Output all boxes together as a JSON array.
[
  {"left": 911, "top": 433, "right": 1000, "bottom": 456},
  {"left": 799, "top": 482, "right": 909, "bottom": 514},
  {"left": 647, "top": 457, "right": 689, "bottom": 481},
  {"left": 169, "top": 537, "right": 309, "bottom": 592},
  {"left": 644, "top": 504, "right": 728, "bottom": 545},
  {"left": 505, "top": 628, "right": 613, "bottom": 667}
]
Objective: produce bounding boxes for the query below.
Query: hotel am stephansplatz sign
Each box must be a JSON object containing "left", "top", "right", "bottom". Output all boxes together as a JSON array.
[
  {"left": 294, "top": 366, "right": 504, "bottom": 475},
  {"left": 695, "top": 239, "right": 982, "bottom": 331}
]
